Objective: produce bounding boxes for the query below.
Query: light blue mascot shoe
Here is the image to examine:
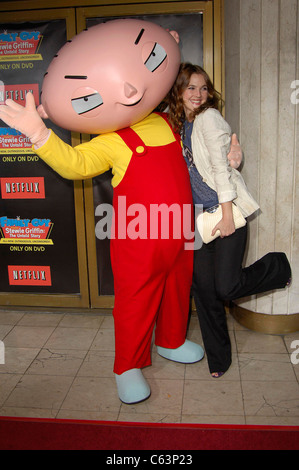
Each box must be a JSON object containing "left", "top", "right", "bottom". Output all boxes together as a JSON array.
[
  {"left": 115, "top": 368, "right": 151, "bottom": 404},
  {"left": 157, "top": 339, "right": 204, "bottom": 363}
]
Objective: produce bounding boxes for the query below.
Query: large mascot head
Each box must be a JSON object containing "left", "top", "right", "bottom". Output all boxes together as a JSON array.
[{"left": 39, "top": 19, "right": 181, "bottom": 134}]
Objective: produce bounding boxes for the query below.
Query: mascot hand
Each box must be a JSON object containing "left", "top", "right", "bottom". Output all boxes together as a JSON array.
[
  {"left": 228, "top": 134, "right": 242, "bottom": 169},
  {"left": 0, "top": 92, "right": 50, "bottom": 148}
]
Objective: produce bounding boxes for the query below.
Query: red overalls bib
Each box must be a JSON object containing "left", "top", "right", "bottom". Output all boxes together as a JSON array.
[{"left": 111, "top": 113, "right": 194, "bottom": 374}]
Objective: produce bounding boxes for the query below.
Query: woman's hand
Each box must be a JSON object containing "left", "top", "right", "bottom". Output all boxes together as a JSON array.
[
  {"left": 211, "top": 202, "right": 235, "bottom": 238},
  {"left": 228, "top": 134, "right": 242, "bottom": 169}
]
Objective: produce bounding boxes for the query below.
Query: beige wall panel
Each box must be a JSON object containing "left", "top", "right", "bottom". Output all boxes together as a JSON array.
[
  {"left": 227, "top": 0, "right": 299, "bottom": 317},
  {"left": 272, "top": 0, "right": 297, "bottom": 313},
  {"left": 224, "top": 0, "right": 240, "bottom": 135},
  {"left": 238, "top": 0, "right": 262, "bottom": 312},
  {"left": 289, "top": 0, "right": 299, "bottom": 314},
  {"left": 259, "top": 0, "right": 279, "bottom": 254},
  {"left": 256, "top": 0, "right": 279, "bottom": 314}
]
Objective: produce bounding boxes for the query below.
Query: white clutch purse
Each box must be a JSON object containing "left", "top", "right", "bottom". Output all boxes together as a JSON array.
[{"left": 196, "top": 204, "right": 247, "bottom": 244}]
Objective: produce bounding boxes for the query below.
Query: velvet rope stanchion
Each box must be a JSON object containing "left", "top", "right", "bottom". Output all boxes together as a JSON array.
[{"left": 0, "top": 417, "right": 298, "bottom": 451}]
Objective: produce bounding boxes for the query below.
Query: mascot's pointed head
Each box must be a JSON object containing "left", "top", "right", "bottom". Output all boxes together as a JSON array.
[{"left": 39, "top": 19, "right": 181, "bottom": 134}]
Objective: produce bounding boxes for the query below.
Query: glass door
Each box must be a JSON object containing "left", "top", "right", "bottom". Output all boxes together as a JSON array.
[{"left": 0, "top": 8, "right": 90, "bottom": 308}]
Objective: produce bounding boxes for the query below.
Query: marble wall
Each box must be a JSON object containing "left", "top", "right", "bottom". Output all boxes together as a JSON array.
[{"left": 225, "top": 0, "right": 299, "bottom": 315}]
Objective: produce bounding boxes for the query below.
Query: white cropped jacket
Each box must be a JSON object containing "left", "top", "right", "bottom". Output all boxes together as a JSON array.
[{"left": 191, "top": 108, "right": 259, "bottom": 218}]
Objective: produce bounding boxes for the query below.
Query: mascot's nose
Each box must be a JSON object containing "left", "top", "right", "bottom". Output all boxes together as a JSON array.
[{"left": 124, "top": 82, "right": 138, "bottom": 98}]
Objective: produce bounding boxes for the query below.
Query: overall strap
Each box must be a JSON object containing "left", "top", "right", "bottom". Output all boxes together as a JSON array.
[{"left": 115, "top": 127, "right": 147, "bottom": 157}]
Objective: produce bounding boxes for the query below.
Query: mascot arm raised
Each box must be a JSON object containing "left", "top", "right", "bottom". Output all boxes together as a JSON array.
[
  {"left": 0, "top": 92, "right": 112, "bottom": 180},
  {"left": 0, "top": 91, "right": 242, "bottom": 177}
]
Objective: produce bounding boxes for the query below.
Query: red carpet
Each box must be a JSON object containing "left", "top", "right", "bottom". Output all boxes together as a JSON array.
[{"left": 0, "top": 417, "right": 298, "bottom": 450}]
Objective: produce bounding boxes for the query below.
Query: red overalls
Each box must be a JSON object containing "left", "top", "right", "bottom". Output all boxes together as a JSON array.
[{"left": 111, "top": 113, "right": 194, "bottom": 375}]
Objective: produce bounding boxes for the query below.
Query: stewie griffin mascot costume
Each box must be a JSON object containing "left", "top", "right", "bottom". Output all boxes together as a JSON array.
[{"left": 0, "top": 19, "right": 241, "bottom": 404}]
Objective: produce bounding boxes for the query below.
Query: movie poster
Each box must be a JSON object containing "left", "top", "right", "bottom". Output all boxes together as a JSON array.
[{"left": 0, "top": 20, "right": 80, "bottom": 295}]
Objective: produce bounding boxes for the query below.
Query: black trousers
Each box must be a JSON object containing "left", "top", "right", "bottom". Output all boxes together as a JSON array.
[{"left": 192, "top": 224, "right": 291, "bottom": 373}]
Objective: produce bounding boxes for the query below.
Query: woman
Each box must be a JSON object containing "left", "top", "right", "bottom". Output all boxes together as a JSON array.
[{"left": 167, "top": 63, "right": 292, "bottom": 378}]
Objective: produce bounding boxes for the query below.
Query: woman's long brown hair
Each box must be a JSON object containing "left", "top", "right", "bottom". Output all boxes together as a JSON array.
[{"left": 166, "top": 63, "right": 223, "bottom": 133}]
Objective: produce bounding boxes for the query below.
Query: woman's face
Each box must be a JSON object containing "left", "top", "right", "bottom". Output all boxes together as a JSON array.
[{"left": 182, "top": 73, "right": 208, "bottom": 121}]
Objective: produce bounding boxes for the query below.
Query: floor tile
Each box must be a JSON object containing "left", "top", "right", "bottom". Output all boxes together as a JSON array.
[
  {"left": 0, "top": 324, "right": 14, "bottom": 340},
  {"left": 0, "top": 309, "right": 298, "bottom": 428},
  {"left": 4, "top": 326, "right": 55, "bottom": 349},
  {"left": 120, "top": 378, "right": 185, "bottom": 415},
  {"left": 58, "top": 313, "right": 104, "bottom": 329},
  {"left": 0, "top": 374, "right": 22, "bottom": 407},
  {"left": 60, "top": 376, "right": 121, "bottom": 413},
  {"left": 90, "top": 328, "right": 115, "bottom": 351},
  {"left": 0, "top": 311, "right": 25, "bottom": 325},
  {"left": 26, "top": 348, "right": 88, "bottom": 376},
  {"left": 0, "top": 347, "right": 40, "bottom": 374},
  {"left": 182, "top": 379, "right": 245, "bottom": 418},
  {"left": 17, "top": 313, "right": 64, "bottom": 327},
  {"left": 242, "top": 380, "right": 299, "bottom": 418},
  {"left": 235, "top": 330, "right": 287, "bottom": 354},
  {"left": 4, "top": 374, "right": 74, "bottom": 410},
  {"left": 0, "top": 406, "right": 58, "bottom": 419},
  {"left": 45, "top": 327, "right": 97, "bottom": 350},
  {"left": 239, "top": 353, "right": 297, "bottom": 382},
  {"left": 77, "top": 350, "right": 115, "bottom": 378}
]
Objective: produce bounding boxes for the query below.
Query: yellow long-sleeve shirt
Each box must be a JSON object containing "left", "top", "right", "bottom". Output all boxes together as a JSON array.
[{"left": 34, "top": 113, "right": 177, "bottom": 187}]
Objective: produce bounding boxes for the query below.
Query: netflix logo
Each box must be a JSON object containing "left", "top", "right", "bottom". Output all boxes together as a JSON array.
[
  {"left": 1, "top": 177, "right": 45, "bottom": 199},
  {"left": 0, "top": 84, "right": 39, "bottom": 106},
  {"left": 8, "top": 265, "right": 52, "bottom": 286}
]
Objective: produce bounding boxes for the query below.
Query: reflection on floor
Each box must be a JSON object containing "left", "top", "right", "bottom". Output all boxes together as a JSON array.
[{"left": 0, "top": 308, "right": 298, "bottom": 426}]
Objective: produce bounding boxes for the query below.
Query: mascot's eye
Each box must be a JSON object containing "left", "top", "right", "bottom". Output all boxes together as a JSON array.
[
  {"left": 71, "top": 92, "right": 103, "bottom": 115},
  {"left": 144, "top": 43, "right": 167, "bottom": 72}
]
